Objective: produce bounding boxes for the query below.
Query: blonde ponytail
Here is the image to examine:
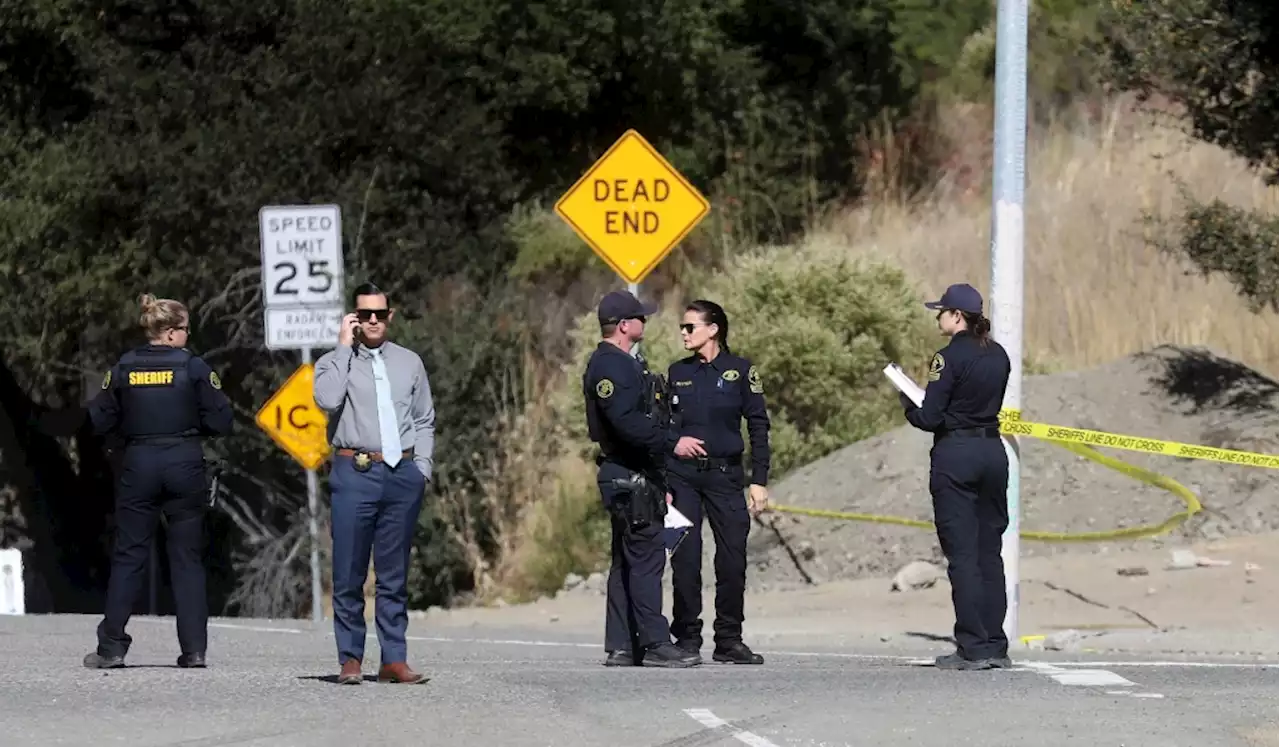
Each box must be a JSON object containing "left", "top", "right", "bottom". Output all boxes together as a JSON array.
[{"left": 139, "top": 293, "right": 189, "bottom": 340}]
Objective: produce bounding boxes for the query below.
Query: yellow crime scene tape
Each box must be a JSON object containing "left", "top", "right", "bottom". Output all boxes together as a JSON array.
[{"left": 770, "top": 408, "right": 1278, "bottom": 542}]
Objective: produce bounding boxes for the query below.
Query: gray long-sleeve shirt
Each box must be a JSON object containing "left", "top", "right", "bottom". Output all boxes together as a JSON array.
[{"left": 313, "top": 340, "right": 436, "bottom": 481}]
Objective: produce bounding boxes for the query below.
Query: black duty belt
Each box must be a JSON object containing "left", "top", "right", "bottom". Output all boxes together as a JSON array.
[
  {"left": 678, "top": 455, "right": 738, "bottom": 471},
  {"left": 127, "top": 434, "right": 200, "bottom": 445},
  {"left": 939, "top": 426, "right": 1001, "bottom": 439}
]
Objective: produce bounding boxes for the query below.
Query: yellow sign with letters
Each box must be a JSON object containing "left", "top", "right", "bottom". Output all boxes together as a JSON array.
[
  {"left": 254, "top": 363, "right": 330, "bottom": 471},
  {"left": 554, "top": 129, "right": 711, "bottom": 284}
]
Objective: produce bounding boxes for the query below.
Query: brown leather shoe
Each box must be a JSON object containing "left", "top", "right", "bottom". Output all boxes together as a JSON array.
[
  {"left": 337, "top": 658, "right": 363, "bottom": 685},
  {"left": 377, "top": 661, "right": 429, "bottom": 684}
]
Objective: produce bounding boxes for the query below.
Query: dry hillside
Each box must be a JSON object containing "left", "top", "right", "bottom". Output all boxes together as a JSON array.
[{"left": 736, "top": 344, "right": 1279, "bottom": 591}]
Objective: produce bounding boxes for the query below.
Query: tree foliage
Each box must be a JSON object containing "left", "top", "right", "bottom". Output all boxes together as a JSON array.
[
  {"left": 5, "top": 0, "right": 1264, "bottom": 613},
  {"left": 1105, "top": 0, "right": 1278, "bottom": 314}
]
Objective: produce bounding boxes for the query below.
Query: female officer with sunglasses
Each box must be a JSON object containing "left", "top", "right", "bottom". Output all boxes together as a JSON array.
[{"left": 664, "top": 299, "right": 771, "bottom": 665}]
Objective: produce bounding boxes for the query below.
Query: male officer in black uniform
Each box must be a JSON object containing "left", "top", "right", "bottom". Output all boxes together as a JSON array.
[
  {"left": 901, "top": 283, "right": 1012, "bottom": 670},
  {"left": 583, "top": 289, "right": 703, "bottom": 668},
  {"left": 83, "top": 295, "right": 234, "bottom": 669}
]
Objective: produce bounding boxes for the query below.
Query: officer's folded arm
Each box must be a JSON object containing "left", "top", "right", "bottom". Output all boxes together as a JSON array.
[{"left": 904, "top": 363, "right": 956, "bottom": 432}]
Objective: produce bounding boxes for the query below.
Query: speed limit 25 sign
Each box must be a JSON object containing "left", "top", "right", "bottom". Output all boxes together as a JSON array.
[{"left": 258, "top": 204, "right": 345, "bottom": 350}]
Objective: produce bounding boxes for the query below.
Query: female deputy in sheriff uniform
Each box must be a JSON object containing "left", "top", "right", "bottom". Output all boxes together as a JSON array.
[
  {"left": 901, "top": 282, "right": 1013, "bottom": 671},
  {"left": 665, "top": 299, "right": 770, "bottom": 665},
  {"left": 83, "top": 293, "right": 234, "bottom": 670}
]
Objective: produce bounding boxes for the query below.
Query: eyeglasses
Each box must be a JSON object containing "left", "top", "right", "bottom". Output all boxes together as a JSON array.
[{"left": 356, "top": 308, "right": 390, "bottom": 322}]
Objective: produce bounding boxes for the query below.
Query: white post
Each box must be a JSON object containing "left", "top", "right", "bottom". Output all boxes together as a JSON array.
[
  {"left": 628, "top": 280, "right": 642, "bottom": 359},
  {"left": 989, "top": 0, "right": 1028, "bottom": 645},
  {"left": 302, "top": 345, "right": 322, "bottom": 623}
]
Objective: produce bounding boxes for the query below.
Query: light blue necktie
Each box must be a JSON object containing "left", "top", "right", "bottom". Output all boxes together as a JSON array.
[{"left": 369, "top": 348, "right": 402, "bottom": 467}]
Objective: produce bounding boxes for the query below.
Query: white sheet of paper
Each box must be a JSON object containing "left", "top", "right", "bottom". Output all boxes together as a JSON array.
[
  {"left": 665, "top": 504, "right": 693, "bottom": 529},
  {"left": 883, "top": 362, "right": 926, "bottom": 408}
]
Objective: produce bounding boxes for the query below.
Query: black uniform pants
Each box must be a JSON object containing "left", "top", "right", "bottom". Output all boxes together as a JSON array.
[
  {"left": 598, "top": 461, "right": 669, "bottom": 653},
  {"left": 98, "top": 442, "right": 209, "bottom": 658},
  {"left": 668, "top": 460, "right": 750, "bottom": 648},
  {"left": 929, "top": 435, "right": 1010, "bottom": 660}
]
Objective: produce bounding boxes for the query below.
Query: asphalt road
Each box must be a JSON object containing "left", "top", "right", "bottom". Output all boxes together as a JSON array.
[{"left": 1, "top": 614, "right": 1274, "bottom": 747}]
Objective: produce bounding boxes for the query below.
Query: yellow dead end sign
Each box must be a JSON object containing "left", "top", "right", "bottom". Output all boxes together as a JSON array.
[
  {"left": 255, "top": 362, "right": 331, "bottom": 471},
  {"left": 554, "top": 129, "right": 711, "bottom": 284}
]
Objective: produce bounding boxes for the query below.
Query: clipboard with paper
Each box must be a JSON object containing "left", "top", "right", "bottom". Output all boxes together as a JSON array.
[
  {"left": 662, "top": 504, "right": 694, "bottom": 557},
  {"left": 883, "top": 362, "right": 926, "bottom": 407}
]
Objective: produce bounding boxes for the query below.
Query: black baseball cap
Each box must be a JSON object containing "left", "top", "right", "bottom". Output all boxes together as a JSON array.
[
  {"left": 924, "top": 283, "right": 984, "bottom": 315},
  {"left": 597, "top": 289, "right": 658, "bottom": 325}
]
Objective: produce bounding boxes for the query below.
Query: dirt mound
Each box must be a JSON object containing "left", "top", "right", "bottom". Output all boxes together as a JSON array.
[{"left": 733, "top": 345, "right": 1279, "bottom": 592}]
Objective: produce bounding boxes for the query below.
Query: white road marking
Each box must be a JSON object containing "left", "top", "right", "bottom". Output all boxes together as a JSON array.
[
  {"left": 132, "top": 619, "right": 1277, "bottom": 671},
  {"left": 685, "top": 708, "right": 781, "bottom": 747}
]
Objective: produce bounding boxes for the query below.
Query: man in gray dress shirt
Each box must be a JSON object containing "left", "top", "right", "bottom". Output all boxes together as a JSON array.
[{"left": 313, "top": 282, "right": 435, "bottom": 685}]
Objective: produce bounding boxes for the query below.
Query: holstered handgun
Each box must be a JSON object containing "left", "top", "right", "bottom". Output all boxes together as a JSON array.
[{"left": 608, "top": 472, "right": 667, "bottom": 530}]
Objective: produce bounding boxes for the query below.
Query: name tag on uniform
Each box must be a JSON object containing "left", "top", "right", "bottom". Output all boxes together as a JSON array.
[
  {"left": 128, "top": 370, "right": 174, "bottom": 386},
  {"left": 674, "top": 380, "right": 692, "bottom": 387}
]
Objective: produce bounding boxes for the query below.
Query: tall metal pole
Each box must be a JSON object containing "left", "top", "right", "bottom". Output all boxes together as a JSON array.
[
  {"left": 628, "top": 281, "right": 642, "bottom": 359},
  {"left": 990, "top": 0, "right": 1028, "bottom": 644},
  {"left": 302, "top": 345, "right": 322, "bottom": 623}
]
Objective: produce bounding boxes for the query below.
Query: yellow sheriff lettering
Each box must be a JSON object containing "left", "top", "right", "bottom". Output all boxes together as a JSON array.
[{"left": 128, "top": 370, "right": 175, "bottom": 386}]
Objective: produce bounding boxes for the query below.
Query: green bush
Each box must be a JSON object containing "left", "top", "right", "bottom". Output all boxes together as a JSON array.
[{"left": 550, "top": 248, "right": 940, "bottom": 480}]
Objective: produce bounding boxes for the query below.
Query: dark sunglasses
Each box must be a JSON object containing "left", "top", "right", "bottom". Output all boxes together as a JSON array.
[
  {"left": 679, "top": 322, "right": 710, "bottom": 334},
  {"left": 356, "top": 308, "right": 390, "bottom": 322}
]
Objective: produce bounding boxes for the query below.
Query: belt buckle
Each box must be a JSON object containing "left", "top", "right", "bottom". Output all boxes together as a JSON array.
[
  {"left": 695, "top": 456, "right": 710, "bottom": 471},
  {"left": 352, "top": 451, "right": 374, "bottom": 472}
]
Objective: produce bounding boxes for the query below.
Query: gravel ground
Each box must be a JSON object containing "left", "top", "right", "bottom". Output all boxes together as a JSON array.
[{"left": 736, "top": 344, "right": 1278, "bottom": 591}]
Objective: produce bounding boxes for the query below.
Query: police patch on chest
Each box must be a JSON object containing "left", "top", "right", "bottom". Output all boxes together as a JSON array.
[
  {"left": 129, "top": 370, "right": 175, "bottom": 386},
  {"left": 928, "top": 353, "right": 945, "bottom": 381},
  {"left": 721, "top": 369, "right": 740, "bottom": 381}
]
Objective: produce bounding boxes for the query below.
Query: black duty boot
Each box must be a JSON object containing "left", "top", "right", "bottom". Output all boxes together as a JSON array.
[
  {"left": 604, "top": 650, "right": 635, "bottom": 667},
  {"left": 177, "top": 652, "right": 207, "bottom": 668},
  {"left": 84, "top": 652, "right": 125, "bottom": 669},
  {"left": 935, "top": 652, "right": 995, "bottom": 671},
  {"left": 641, "top": 642, "right": 702, "bottom": 668},
  {"left": 675, "top": 639, "right": 701, "bottom": 655},
  {"left": 713, "top": 641, "right": 764, "bottom": 665}
]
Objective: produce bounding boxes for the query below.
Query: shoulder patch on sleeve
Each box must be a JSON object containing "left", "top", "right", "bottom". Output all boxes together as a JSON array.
[
  {"left": 210, "top": 370, "right": 222, "bottom": 390},
  {"left": 101, "top": 370, "right": 111, "bottom": 390},
  {"left": 595, "top": 378, "right": 614, "bottom": 399},
  {"left": 748, "top": 365, "right": 764, "bottom": 394},
  {"left": 928, "top": 352, "right": 945, "bottom": 381}
]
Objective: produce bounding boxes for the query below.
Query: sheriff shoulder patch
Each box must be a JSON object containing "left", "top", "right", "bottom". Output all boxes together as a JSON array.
[
  {"left": 101, "top": 370, "right": 111, "bottom": 390},
  {"left": 748, "top": 365, "right": 764, "bottom": 394},
  {"left": 928, "top": 352, "right": 945, "bottom": 382},
  {"left": 596, "top": 378, "right": 614, "bottom": 399},
  {"left": 210, "top": 371, "right": 222, "bottom": 390}
]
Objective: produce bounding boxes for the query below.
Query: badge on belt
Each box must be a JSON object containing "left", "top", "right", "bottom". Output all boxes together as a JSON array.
[{"left": 353, "top": 451, "right": 374, "bottom": 472}]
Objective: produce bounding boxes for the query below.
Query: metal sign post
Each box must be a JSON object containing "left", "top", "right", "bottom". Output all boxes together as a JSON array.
[
  {"left": 989, "top": 0, "right": 1029, "bottom": 643},
  {"left": 259, "top": 204, "right": 344, "bottom": 623}
]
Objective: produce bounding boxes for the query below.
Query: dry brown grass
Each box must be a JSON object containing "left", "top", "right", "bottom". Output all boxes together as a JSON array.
[{"left": 815, "top": 101, "right": 1279, "bottom": 377}]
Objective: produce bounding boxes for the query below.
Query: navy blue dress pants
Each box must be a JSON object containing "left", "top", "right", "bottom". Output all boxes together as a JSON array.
[{"left": 329, "top": 455, "right": 425, "bottom": 666}]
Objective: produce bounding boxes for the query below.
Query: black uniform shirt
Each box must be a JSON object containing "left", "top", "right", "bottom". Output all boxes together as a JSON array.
[
  {"left": 583, "top": 342, "right": 677, "bottom": 469},
  {"left": 667, "top": 351, "right": 771, "bottom": 486},
  {"left": 905, "top": 331, "right": 1011, "bottom": 433},
  {"left": 88, "top": 344, "right": 233, "bottom": 441}
]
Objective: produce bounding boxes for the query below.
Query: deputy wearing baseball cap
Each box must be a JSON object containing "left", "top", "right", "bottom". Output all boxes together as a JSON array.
[
  {"left": 581, "top": 289, "right": 705, "bottom": 668},
  {"left": 902, "top": 282, "right": 1013, "bottom": 671}
]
